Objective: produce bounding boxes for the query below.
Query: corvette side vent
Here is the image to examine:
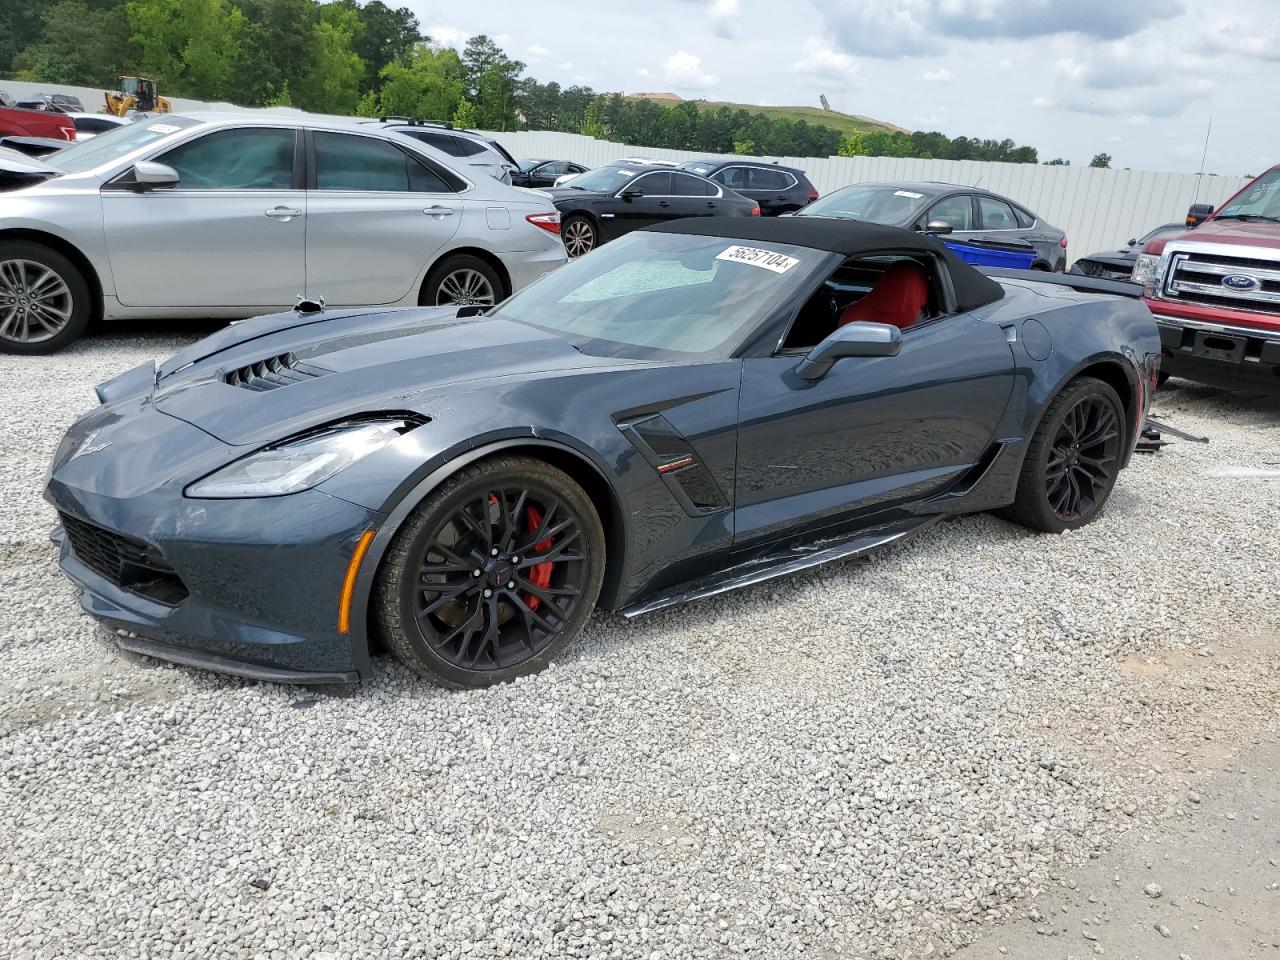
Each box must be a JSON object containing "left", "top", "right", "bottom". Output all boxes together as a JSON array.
[{"left": 223, "top": 353, "right": 329, "bottom": 392}]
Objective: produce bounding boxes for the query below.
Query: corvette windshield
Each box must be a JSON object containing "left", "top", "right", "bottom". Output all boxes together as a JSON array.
[
  {"left": 489, "top": 231, "right": 826, "bottom": 360},
  {"left": 798, "top": 184, "right": 932, "bottom": 225}
]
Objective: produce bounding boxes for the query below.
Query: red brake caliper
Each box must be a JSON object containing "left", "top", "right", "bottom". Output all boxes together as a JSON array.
[{"left": 523, "top": 504, "right": 554, "bottom": 611}]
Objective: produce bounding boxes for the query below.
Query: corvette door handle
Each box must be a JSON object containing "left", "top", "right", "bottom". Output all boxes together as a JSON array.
[
  {"left": 264, "top": 206, "right": 302, "bottom": 221},
  {"left": 424, "top": 205, "right": 455, "bottom": 217}
]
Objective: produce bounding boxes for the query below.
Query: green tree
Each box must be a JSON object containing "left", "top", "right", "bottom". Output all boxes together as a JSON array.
[
  {"left": 1090, "top": 152, "right": 1112, "bottom": 168},
  {"left": 292, "top": 1, "right": 365, "bottom": 113},
  {"left": 127, "top": 0, "right": 253, "bottom": 100},
  {"left": 731, "top": 139, "right": 755, "bottom": 156},
  {"left": 473, "top": 63, "right": 518, "bottom": 130},
  {"left": 236, "top": 0, "right": 316, "bottom": 105},
  {"left": 452, "top": 98, "right": 477, "bottom": 128},
  {"left": 460, "top": 34, "right": 522, "bottom": 98},
  {"left": 1044, "top": 157, "right": 1070, "bottom": 166},
  {"left": 337, "top": 0, "right": 419, "bottom": 93},
  {"left": 12, "top": 0, "right": 133, "bottom": 87},
  {"left": 376, "top": 43, "right": 465, "bottom": 120},
  {"left": 0, "top": 0, "right": 56, "bottom": 78},
  {"left": 580, "top": 100, "right": 606, "bottom": 139}
]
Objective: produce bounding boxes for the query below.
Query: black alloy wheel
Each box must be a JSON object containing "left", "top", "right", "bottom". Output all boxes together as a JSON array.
[
  {"left": 376, "top": 456, "right": 605, "bottom": 687},
  {"left": 1003, "top": 376, "right": 1126, "bottom": 533},
  {"left": 1044, "top": 392, "right": 1122, "bottom": 521}
]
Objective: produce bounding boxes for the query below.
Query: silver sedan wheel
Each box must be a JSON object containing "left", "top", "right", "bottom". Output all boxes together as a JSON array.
[
  {"left": 0, "top": 259, "right": 74, "bottom": 344},
  {"left": 436, "top": 268, "right": 497, "bottom": 307},
  {"left": 563, "top": 219, "right": 595, "bottom": 259}
]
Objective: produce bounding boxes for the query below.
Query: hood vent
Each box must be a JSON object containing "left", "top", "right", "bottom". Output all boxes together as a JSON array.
[{"left": 223, "top": 352, "right": 330, "bottom": 392}]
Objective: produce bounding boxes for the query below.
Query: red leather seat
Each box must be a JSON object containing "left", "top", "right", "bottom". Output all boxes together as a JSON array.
[{"left": 837, "top": 261, "right": 929, "bottom": 331}]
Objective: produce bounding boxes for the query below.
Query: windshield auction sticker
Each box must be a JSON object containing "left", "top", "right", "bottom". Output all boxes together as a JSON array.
[{"left": 715, "top": 245, "right": 800, "bottom": 274}]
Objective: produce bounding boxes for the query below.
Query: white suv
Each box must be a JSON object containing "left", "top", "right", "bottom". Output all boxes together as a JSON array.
[{"left": 367, "top": 119, "right": 517, "bottom": 185}]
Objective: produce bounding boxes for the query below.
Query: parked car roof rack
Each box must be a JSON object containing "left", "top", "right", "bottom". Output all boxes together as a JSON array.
[{"left": 379, "top": 117, "right": 454, "bottom": 129}]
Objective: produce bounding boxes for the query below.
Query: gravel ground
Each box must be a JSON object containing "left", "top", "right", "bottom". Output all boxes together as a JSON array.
[{"left": 2, "top": 322, "right": 1279, "bottom": 960}]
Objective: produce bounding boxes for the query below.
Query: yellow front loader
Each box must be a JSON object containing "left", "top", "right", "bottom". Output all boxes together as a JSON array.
[{"left": 104, "top": 76, "right": 172, "bottom": 116}]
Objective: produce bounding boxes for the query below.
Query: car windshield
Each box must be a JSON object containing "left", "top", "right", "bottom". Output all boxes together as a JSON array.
[
  {"left": 677, "top": 161, "right": 714, "bottom": 175},
  {"left": 489, "top": 231, "right": 827, "bottom": 361},
  {"left": 561, "top": 166, "right": 641, "bottom": 192},
  {"left": 798, "top": 184, "right": 932, "bottom": 225},
  {"left": 1217, "top": 168, "right": 1280, "bottom": 221},
  {"left": 46, "top": 116, "right": 202, "bottom": 173}
]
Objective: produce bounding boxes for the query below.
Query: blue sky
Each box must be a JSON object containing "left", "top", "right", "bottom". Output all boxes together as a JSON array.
[{"left": 410, "top": 0, "right": 1277, "bottom": 175}]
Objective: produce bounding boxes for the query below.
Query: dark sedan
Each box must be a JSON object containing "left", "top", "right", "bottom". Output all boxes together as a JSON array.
[
  {"left": 1070, "top": 223, "right": 1185, "bottom": 280},
  {"left": 547, "top": 164, "right": 759, "bottom": 257},
  {"left": 512, "top": 158, "right": 589, "bottom": 189},
  {"left": 46, "top": 217, "right": 1159, "bottom": 689},
  {"left": 676, "top": 158, "right": 818, "bottom": 215},
  {"left": 798, "top": 181, "right": 1068, "bottom": 271}
]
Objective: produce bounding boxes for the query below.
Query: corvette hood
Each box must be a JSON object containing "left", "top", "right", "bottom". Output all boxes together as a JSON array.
[{"left": 150, "top": 306, "right": 624, "bottom": 447}]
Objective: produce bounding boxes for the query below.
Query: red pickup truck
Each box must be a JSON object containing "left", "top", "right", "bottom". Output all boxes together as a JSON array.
[
  {"left": 1133, "top": 164, "right": 1280, "bottom": 393},
  {"left": 0, "top": 105, "right": 75, "bottom": 143}
]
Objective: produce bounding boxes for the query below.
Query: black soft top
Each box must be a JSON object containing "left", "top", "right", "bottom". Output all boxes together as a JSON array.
[{"left": 648, "top": 216, "right": 1006, "bottom": 312}]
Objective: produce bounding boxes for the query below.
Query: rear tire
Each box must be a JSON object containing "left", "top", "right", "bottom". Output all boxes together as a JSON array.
[
  {"left": 562, "top": 215, "right": 597, "bottom": 258},
  {"left": 420, "top": 254, "right": 504, "bottom": 308},
  {"left": 1002, "top": 377, "right": 1126, "bottom": 534},
  {"left": 375, "top": 456, "right": 606, "bottom": 688},
  {"left": 0, "top": 241, "right": 91, "bottom": 354}
]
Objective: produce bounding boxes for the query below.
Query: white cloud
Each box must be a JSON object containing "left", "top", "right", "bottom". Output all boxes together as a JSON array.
[
  {"left": 662, "top": 50, "right": 719, "bottom": 90},
  {"left": 792, "top": 37, "right": 860, "bottom": 84},
  {"left": 709, "top": 0, "right": 740, "bottom": 38},
  {"left": 636, "top": 67, "right": 651, "bottom": 78},
  {"left": 427, "top": 25, "right": 468, "bottom": 49},
  {"left": 921, "top": 67, "right": 953, "bottom": 82},
  {"left": 525, "top": 44, "right": 552, "bottom": 61},
  {"left": 558, "top": 60, "right": 574, "bottom": 72}
]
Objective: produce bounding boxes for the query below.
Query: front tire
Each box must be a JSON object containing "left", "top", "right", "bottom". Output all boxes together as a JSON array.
[
  {"left": 375, "top": 456, "right": 606, "bottom": 688},
  {"left": 421, "top": 254, "right": 503, "bottom": 308},
  {"left": 1004, "top": 376, "right": 1126, "bottom": 533},
  {"left": 561, "top": 215, "right": 597, "bottom": 258},
  {"left": 0, "top": 241, "right": 91, "bottom": 354}
]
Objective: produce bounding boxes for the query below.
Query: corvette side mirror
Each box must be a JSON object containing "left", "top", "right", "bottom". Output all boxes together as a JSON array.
[
  {"left": 924, "top": 219, "right": 954, "bottom": 235},
  {"left": 795, "top": 322, "right": 902, "bottom": 381}
]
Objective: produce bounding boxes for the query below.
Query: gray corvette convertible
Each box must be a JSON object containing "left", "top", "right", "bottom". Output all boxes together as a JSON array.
[{"left": 46, "top": 218, "right": 1161, "bottom": 688}]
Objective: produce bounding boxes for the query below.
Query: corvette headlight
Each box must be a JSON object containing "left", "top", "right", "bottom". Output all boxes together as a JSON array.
[
  {"left": 186, "top": 419, "right": 412, "bottom": 499},
  {"left": 1131, "top": 253, "right": 1162, "bottom": 296}
]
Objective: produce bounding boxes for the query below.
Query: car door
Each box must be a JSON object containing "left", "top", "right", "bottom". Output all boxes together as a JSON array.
[
  {"left": 597, "top": 171, "right": 673, "bottom": 241},
  {"left": 734, "top": 270, "right": 1015, "bottom": 546},
  {"left": 530, "top": 161, "right": 568, "bottom": 188},
  {"left": 747, "top": 167, "right": 795, "bottom": 215},
  {"left": 304, "top": 129, "right": 462, "bottom": 307},
  {"left": 919, "top": 193, "right": 980, "bottom": 244},
  {"left": 668, "top": 171, "right": 722, "bottom": 218},
  {"left": 101, "top": 126, "right": 305, "bottom": 308}
]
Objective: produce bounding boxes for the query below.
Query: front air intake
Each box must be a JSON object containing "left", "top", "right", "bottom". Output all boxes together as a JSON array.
[{"left": 223, "top": 353, "right": 329, "bottom": 392}]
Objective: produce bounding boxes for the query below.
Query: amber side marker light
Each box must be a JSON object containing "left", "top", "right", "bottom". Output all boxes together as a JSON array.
[{"left": 338, "top": 530, "right": 376, "bottom": 634}]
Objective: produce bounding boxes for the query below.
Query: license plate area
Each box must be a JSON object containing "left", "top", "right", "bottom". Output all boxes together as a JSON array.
[{"left": 1193, "top": 331, "right": 1246, "bottom": 363}]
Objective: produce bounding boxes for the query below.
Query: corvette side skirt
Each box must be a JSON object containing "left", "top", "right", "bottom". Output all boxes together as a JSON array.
[{"left": 619, "top": 515, "right": 943, "bottom": 618}]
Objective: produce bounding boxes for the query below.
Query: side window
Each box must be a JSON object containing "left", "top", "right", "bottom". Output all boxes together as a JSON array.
[
  {"left": 671, "top": 172, "right": 715, "bottom": 196},
  {"left": 314, "top": 131, "right": 448, "bottom": 192},
  {"left": 540, "top": 161, "right": 569, "bottom": 177},
  {"left": 749, "top": 168, "right": 790, "bottom": 190},
  {"left": 158, "top": 128, "right": 295, "bottom": 190},
  {"left": 452, "top": 137, "right": 489, "bottom": 158},
  {"left": 411, "top": 131, "right": 461, "bottom": 156},
  {"left": 782, "top": 256, "right": 939, "bottom": 351},
  {"left": 569, "top": 164, "right": 588, "bottom": 174},
  {"left": 977, "top": 196, "right": 1018, "bottom": 230},
  {"left": 631, "top": 171, "right": 671, "bottom": 195},
  {"left": 926, "top": 195, "right": 974, "bottom": 230},
  {"left": 1013, "top": 206, "right": 1036, "bottom": 228},
  {"left": 721, "top": 167, "right": 752, "bottom": 190}
]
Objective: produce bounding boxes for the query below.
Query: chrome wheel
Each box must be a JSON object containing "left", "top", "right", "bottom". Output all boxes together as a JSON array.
[
  {"left": 563, "top": 219, "right": 595, "bottom": 258},
  {"left": 435, "top": 268, "right": 497, "bottom": 307},
  {"left": 0, "top": 258, "right": 73, "bottom": 344}
]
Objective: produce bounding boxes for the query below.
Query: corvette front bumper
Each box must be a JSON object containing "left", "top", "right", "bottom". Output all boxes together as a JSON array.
[{"left": 47, "top": 487, "right": 384, "bottom": 684}]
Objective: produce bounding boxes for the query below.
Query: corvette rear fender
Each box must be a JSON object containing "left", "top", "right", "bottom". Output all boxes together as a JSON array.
[{"left": 344, "top": 434, "right": 629, "bottom": 677}]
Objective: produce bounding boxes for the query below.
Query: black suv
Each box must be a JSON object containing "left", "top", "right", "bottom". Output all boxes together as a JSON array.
[{"left": 675, "top": 159, "right": 818, "bottom": 215}]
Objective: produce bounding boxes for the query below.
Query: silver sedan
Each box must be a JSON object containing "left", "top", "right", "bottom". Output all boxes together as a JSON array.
[{"left": 0, "top": 113, "right": 567, "bottom": 353}]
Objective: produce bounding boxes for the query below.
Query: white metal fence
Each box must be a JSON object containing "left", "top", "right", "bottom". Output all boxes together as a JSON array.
[
  {"left": 481, "top": 130, "right": 1251, "bottom": 267},
  {"left": 3, "top": 78, "right": 1248, "bottom": 265}
]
